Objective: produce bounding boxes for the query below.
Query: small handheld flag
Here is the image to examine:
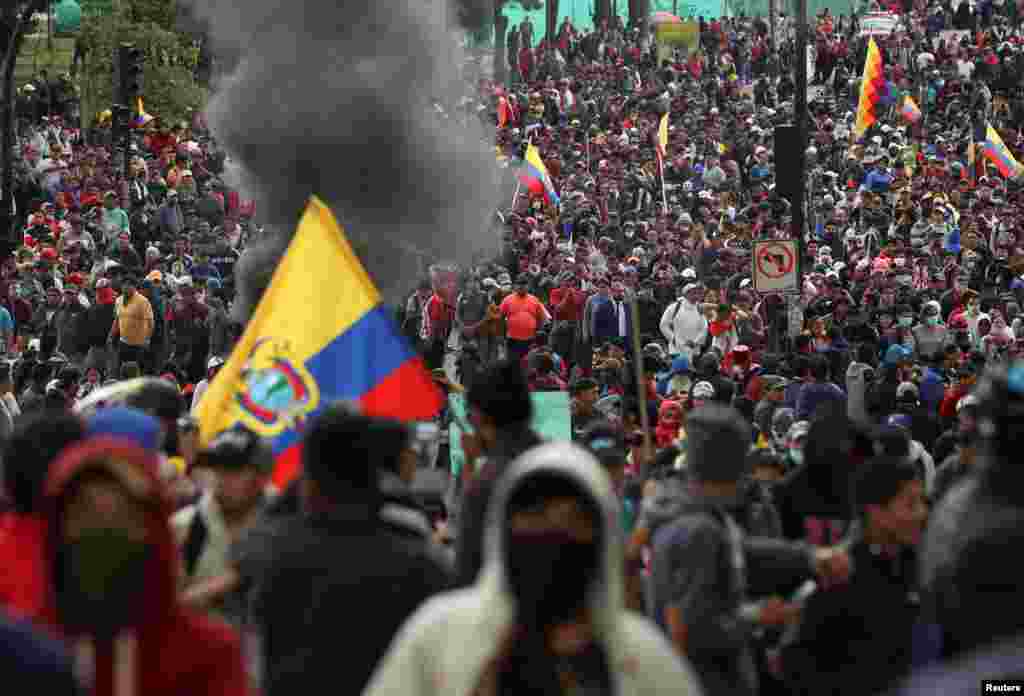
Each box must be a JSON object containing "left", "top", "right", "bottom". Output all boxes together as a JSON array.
[
  {"left": 656, "top": 112, "right": 669, "bottom": 164},
  {"left": 520, "top": 143, "right": 561, "bottom": 208},
  {"left": 981, "top": 123, "right": 1024, "bottom": 178},
  {"left": 899, "top": 96, "right": 921, "bottom": 124},
  {"left": 855, "top": 38, "right": 884, "bottom": 137}
]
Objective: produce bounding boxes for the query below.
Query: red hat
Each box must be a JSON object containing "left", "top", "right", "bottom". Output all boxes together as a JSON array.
[
  {"left": 40, "top": 247, "right": 58, "bottom": 261},
  {"left": 23, "top": 234, "right": 36, "bottom": 248},
  {"left": 67, "top": 272, "right": 85, "bottom": 287}
]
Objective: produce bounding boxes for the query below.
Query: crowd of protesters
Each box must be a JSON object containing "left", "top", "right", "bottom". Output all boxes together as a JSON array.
[
  {"left": 1, "top": 99, "right": 246, "bottom": 421},
  {"left": 1, "top": 0, "right": 1024, "bottom": 694}
]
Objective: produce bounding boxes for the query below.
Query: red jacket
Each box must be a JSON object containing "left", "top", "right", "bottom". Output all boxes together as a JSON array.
[
  {"left": 39, "top": 438, "right": 250, "bottom": 696},
  {"left": 0, "top": 513, "right": 50, "bottom": 622}
]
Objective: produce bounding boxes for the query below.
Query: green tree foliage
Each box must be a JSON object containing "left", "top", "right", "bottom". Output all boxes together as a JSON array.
[{"left": 77, "top": 0, "right": 204, "bottom": 126}]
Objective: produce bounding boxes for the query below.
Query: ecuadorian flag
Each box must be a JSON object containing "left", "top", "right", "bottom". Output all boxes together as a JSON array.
[
  {"left": 197, "top": 196, "right": 443, "bottom": 489},
  {"left": 519, "top": 143, "right": 561, "bottom": 207},
  {"left": 981, "top": 123, "right": 1024, "bottom": 178}
]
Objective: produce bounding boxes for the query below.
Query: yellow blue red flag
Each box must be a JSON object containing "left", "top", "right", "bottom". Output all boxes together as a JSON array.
[
  {"left": 981, "top": 123, "right": 1024, "bottom": 178},
  {"left": 196, "top": 196, "right": 443, "bottom": 488},
  {"left": 519, "top": 143, "right": 560, "bottom": 207}
]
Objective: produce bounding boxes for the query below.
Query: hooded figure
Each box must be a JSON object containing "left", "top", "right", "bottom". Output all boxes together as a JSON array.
[
  {"left": 39, "top": 437, "right": 249, "bottom": 696},
  {"left": 656, "top": 400, "right": 684, "bottom": 449},
  {"left": 364, "top": 442, "right": 701, "bottom": 696}
]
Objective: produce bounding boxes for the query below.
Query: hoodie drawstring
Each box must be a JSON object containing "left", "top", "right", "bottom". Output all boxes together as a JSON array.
[
  {"left": 74, "top": 637, "right": 95, "bottom": 692},
  {"left": 114, "top": 631, "right": 138, "bottom": 696}
]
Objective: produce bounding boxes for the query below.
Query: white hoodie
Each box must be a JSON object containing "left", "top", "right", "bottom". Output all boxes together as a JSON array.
[
  {"left": 660, "top": 299, "right": 708, "bottom": 357},
  {"left": 362, "top": 442, "right": 702, "bottom": 696}
]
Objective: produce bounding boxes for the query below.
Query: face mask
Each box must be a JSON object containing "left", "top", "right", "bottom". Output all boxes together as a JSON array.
[
  {"left": 789, "top": 449, "right": 804, "bottom": 466},
  {"left": 506, "top": 529, "right": 598, "bottom": 628},
  {"left": 925, "top": 316, "right": 939, "bottom": 326},
  {"left": 898, "top": 317, "right": 913, "bottom": 327},
  {"left": 56, "top": 527, "right": 150, "bottom": 637}
]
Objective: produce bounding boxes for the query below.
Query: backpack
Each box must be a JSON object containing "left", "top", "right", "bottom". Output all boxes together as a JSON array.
[{"left": 182, "top": 510, "right": 209, "bottom": 578}]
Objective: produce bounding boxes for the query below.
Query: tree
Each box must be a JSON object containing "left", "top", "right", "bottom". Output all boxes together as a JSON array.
[
  {"left": 546, "top": 0, "right": 559, "bottom": 44},
  {"left": 76, "top": 0, "right": 205, "bottom": 128},
  {"left": 1, "top": 0, "right": 47, "bottom": 247},
  {"left": 628, "top": 0, "right": 650, "bottom": 30}
]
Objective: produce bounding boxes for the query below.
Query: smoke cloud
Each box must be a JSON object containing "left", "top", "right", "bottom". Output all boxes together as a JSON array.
[{"left": 186, "top": 0, "right": 500, "bottom": 310}]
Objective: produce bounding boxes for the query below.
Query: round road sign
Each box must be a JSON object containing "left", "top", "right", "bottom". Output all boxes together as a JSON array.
[{"left": 757, "top": 243, "right": 795, "bottom": 280}]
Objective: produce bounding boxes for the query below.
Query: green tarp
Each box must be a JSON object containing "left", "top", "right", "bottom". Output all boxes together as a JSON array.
[
  {"left": 448, "top": 391, "right": 572, "bottom": 477},
  {"left": 496, "top": 0, "right": 855, "bottom": 44}
]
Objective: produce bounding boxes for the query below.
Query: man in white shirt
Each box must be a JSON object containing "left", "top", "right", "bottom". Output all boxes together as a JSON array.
[
  {"left": 660, "top": 283, "right": 709, "bottom": 359},
  {"left": 35, "top": 143, "right": 67, "bottom": 197}
]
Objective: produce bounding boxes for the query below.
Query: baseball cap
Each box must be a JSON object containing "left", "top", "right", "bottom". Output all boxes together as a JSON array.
[
  {"left": 692, "top": 381, "right": 715, "bottom": 400},
  {"left": 196, "top": 425, "right": 274, "bottom": 474},
  {"left": 762, "top": 375, "right": 790, "bottom": 393},
  {"left": 581, "top": 423, "right": 627, "bottom": 469},
  {"left": 896, "top": 381, "right": 920, "bottom": 402},
  {"left": 787, "top": 420, "right": 811, "bottom": 442}
]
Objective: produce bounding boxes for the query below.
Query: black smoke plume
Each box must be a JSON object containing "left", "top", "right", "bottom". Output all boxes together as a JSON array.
[{"left": 186, "top": 0, "right": 500, "bottom": 316}]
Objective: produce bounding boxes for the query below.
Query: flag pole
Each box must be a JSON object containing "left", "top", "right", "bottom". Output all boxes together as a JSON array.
[
  {"left": 586, "top": 129, "right": 591, "bottom": 173},
  {"left": 629, "top": 292, "right": 653, "bottom": 476},
  {"left": 659, "top": 155, "right": 669, "bottom": 214},
  {"left": 511, "top": 177, "right": 523, "bottom": 212}
]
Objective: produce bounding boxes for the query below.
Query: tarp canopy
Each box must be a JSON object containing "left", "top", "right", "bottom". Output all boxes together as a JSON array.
[{"left": 496, "top": 0, "right": 854, "bottom": 45}]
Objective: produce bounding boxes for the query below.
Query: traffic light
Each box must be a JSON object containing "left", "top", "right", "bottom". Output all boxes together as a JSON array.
[
  {"left": 111, "top": 104, "right": 132, "bottom": 142},
  {"left": 117, "top": 44, "right": 144, "bottom": 105}
]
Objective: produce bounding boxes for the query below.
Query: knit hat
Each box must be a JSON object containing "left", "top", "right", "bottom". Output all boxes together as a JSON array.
[
  {"left": 686, "top": 404, "right": 752, "bottom": 483},
  {"left": 86, "top": 406, "right": 162, "bottom": 453}
]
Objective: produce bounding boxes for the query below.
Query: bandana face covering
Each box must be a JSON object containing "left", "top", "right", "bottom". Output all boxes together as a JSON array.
[
  {"left": 56, "top": 527, "right": 150, "bottom": 637},
  {"left": 505, "top": 529, "right": 599, "bottom": 629}
]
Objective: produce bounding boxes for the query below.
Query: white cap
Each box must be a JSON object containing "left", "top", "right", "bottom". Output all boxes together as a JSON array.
[{"left": 692, "top": 381, "right": 715, "bottom": 399}]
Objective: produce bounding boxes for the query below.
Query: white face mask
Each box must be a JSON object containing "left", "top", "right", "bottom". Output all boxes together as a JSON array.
[{"left": 789, "top": 449, "right": 804, "bottom": 466}]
